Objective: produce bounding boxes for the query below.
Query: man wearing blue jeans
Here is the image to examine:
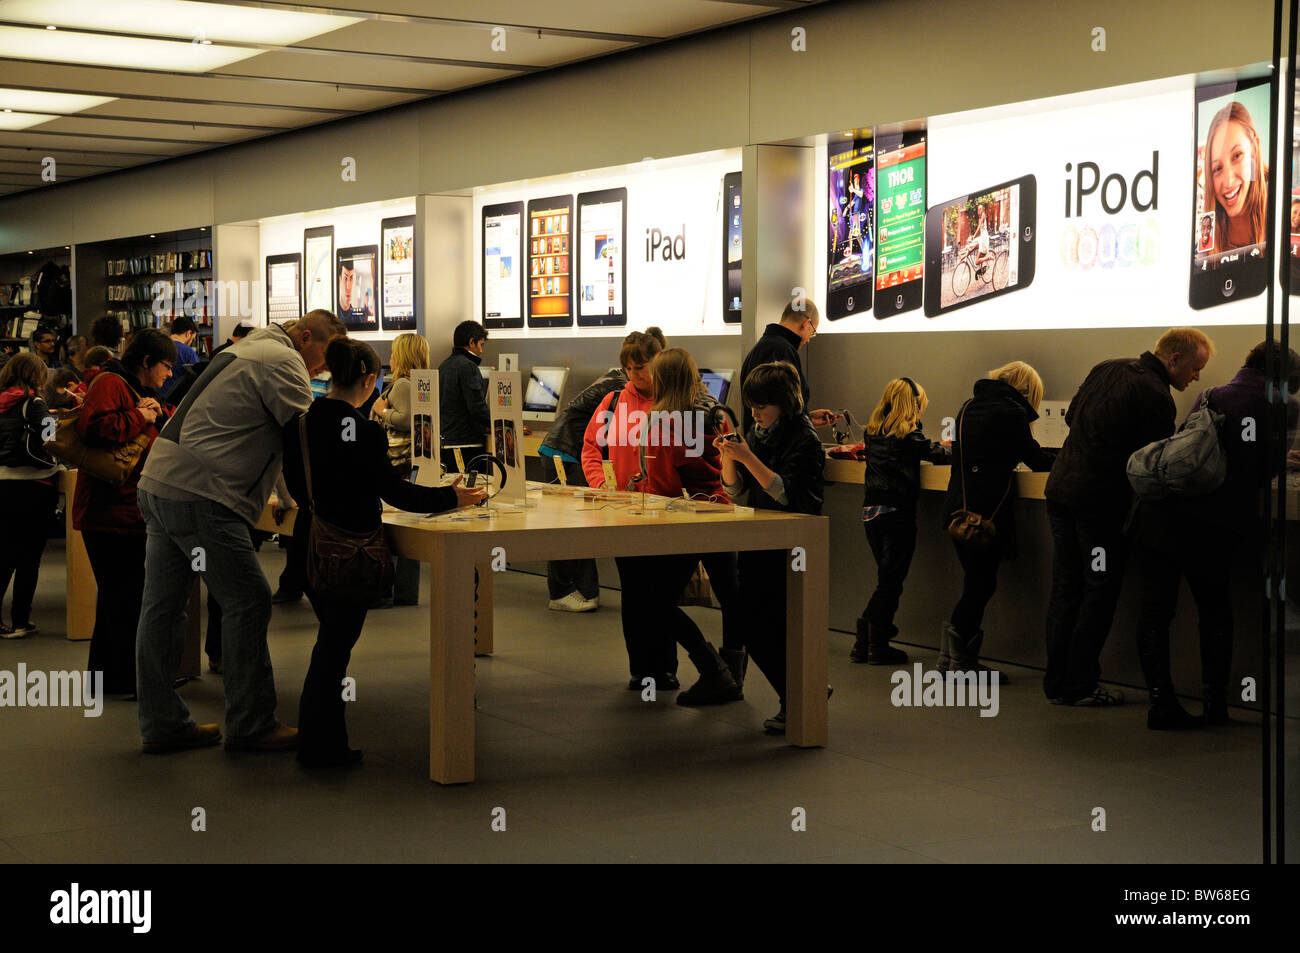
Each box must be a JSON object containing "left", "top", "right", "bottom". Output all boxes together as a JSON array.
[{"left": 134, "top": 311, "right": 344, "bottom": 753}]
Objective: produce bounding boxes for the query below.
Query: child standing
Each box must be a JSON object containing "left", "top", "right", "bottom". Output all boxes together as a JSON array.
[{"left": 853, "top": 377, "right": 950, "bottom": 664}]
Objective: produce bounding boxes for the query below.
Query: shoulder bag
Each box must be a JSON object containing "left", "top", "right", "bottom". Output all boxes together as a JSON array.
[
  {"left": 946, "top": 401, "right": 1013, "bottom": 549},
  {"left": 44, "top": 373, "right": 151, "bottom": 486},
  {"left": 298, "top": 413, "right": 395, "bottom": 601}
]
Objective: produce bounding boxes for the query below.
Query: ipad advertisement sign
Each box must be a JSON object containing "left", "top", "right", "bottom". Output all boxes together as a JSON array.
[
  {"left": 818, "top": 74, "right": 1269, "bottom": 334},
  {"left": 473, "top": 152, "right": 741, "bottom": 337}
]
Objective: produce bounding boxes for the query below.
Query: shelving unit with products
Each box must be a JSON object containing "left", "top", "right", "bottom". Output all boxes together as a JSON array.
[
  {"left": 0, "top": 245, "right": 73, "bottom": 341},
  {"left": 74, "top": 227, "right": 217, "bottom": 357}
]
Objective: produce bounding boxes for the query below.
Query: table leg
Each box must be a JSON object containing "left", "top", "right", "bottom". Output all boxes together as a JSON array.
[
  {"left": 786, "top": 527, "right": 829, "bottom": 747},
  {"left": 474, "top": 562, "right": 494, "bottom": 656},
  {"left": 64, "top": 504, "right": 95, "bottom": 642},
  {"left": 430, "top": 539, "right": 477, "bottom": 783}
]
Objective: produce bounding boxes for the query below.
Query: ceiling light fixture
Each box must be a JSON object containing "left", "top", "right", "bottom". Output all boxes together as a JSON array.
[{"left": 45, "top": 25, "right": 56, "bottom": 31}]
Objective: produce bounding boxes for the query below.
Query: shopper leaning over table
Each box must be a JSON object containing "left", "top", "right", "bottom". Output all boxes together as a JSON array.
[
  {"left": 133, "top": 309, "right": 346, "bottom": 754},
  {"left": 852, "top": 377, "right": 950, "bottom": 666},
  {"left": 282, "top": 338, "right": 486, "bottom": 767},
  {"left": 941, "top": 361, "right": 1056, "bottom": 683},
  {"left": 72, "top": 331, "right": 176, "bottom": 692},
  {"left": 371, "top": 330, "right": 429, "bottom": 606},
  {"left": 0, "top": 353, "right": 63, "bottom": 639},
  {"left": 540, "top": 327, "right": 665, "bottom": 613},
  {"left": 718, "top": 360, "right": 826, "bottom": 732},
  {"left": 617, "top": 346, "right": 742, "bottom": 707}
]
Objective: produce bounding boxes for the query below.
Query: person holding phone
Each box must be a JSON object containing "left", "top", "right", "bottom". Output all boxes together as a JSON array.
[
  {"left": 853, "top": 377, "right": 950, "bottom": 666},
  {"left": 282, "top": 338, "right": 485, "bottom": 767},
  {"left": 717, "top": 360, "right": 825, "bottom": 732},
  {"left": 1203, "top": 101, "right": 1267, "bottom": 255}
]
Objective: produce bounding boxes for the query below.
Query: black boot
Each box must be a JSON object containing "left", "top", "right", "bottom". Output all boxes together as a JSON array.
[
  {"left": 1148, "top": 685, "right": 1204, "bottom": 730},
  {"left": 867, "top": 622, "right": 908, "bottom": 665},
  {"left": 719, "top": 648, "right": 748, "bottom": 696},
  {"left": 1202, "top": 685, "right": 1229, "bottom": 725},
  {"left": 676, "top": 643, "right": 743, "bottom": 706},
  {"left": 948, "top": 629, "right": 1008, "bottom": 685},
  {"left": 850, "top": 618, "right": 871, "bottom": 663}
]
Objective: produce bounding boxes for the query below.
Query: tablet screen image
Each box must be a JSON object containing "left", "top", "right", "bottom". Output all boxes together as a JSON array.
[
  {"left": 381, "top": 215, "right": 416, "bottom": 332},
  {"left": 303, "top": 226, "right": 333, "bottom": 314},
  {"left": 483, "top": 202, "right": 525, "bottom": 329},
  {"left": 337, "top": 245, "right": 378, "bottom": 331}
]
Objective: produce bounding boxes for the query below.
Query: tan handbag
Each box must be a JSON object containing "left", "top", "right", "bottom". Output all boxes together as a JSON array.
[
  {"left": 678, "top": 562, "right": 715, "bottom": 607},
  {"left": 299, "top": 413, "right": 395, "bottom": 600},
  {"left": 44, "top": 373, "right": 151, "bottom": 486},
  {"left": 945, "top": 401, "right": 1012, "bottom": 550}
]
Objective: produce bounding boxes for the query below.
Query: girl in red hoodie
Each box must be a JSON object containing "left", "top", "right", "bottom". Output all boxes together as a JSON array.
[{"left": 74, "top": 329, "right": 176, "bottom": 695}]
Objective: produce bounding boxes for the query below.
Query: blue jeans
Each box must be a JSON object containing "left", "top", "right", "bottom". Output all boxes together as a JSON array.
[{"left": 136, "top": 489, "right": 277, "bottom": 743}]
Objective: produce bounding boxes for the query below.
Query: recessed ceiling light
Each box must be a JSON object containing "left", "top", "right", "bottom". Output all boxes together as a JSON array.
[
  {"left": 45, "top": 25, "right": 56, "bottom": 31},
  {"left": 0, "top": 88, "right": 114, "bottom": 114},
  {"left": 2, "top": 108, "right": 9, "bottom": 113},
  {"left": 0, "top": 110, "right": 59, "bottom": 131},
  {"left": 0, "top": 27, "right": 257, "bottom": 73},
  {"left": 149, "top": 234, "right": 156, "bottom": 238},
  {"left": 10, "top": 0, "right": 360, "bottom": 46},
  {"left": 200, "top": 227, "right": 206, "bottom": 231}
]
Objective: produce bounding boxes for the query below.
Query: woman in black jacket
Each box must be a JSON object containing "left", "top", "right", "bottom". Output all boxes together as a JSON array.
[
  {"left": 282, "top": 339, "right": 486, "bottom": 767},
  {"left": 942, "top": 362, "right": 1056, "bottom": 681},
  {"left": 854, "top": 377, "right": 950, "bottom": 665},
  {"left": 718, "top": 361, "right": 825, "bottom": 732}
]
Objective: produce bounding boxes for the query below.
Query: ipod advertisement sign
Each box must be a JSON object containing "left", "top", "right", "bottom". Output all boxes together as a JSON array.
[{"left": 818, "top": 72, "right": 1271, "bottom": 334}]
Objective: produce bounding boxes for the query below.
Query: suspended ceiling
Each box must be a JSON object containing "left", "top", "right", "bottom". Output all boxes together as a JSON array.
[{"left": 0, "top": 0, "right": 823, "bottom": 198}]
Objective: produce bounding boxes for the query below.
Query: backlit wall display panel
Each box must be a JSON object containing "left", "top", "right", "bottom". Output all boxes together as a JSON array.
[
  {"left": 527, "top": 196, "right": 573, "bottom": 329},
  {"left": 380, "top": 215, "right": 416, "bottom": 332},
  {"left": 576, "top": 188, "right": 627, "bottom": 327},
  {"left": 483, "top": 201, "right": 525, "bottom": 330},
  {"left": 336, "top": 244, "right": 378, "bottom": 331}
]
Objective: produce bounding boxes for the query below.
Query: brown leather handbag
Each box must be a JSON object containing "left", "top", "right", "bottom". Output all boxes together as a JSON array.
[
  {"left": 946, "top": 401, "right": 1012, "bottom": 549},
  {"left": 298, "top": 414, "right": 395, "bottom": 600},
  {"left": 44, "top": 373, "right": 151, "bottom": 486}
]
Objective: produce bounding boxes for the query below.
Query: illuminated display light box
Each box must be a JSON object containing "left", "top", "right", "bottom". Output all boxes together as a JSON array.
[
  {"left": 814, "top": 69, "right": 1276, "bottom": 334},
  {"left": 472, "top": 150, "right": 742, "bottom": 339},
  {"left": 260, "top": 198, "right": 417, "bottom": 340}
]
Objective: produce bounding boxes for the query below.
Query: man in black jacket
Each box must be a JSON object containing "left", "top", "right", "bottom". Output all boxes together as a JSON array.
[
  {"left": 439, "top": 320, "right": 490, "bottom": 474},
  {"left": 1043, "top": 327, "right": 1213, "bottom": 706},
  {"left": 739, "top": 300, "right": 837, "bottom": 431}
]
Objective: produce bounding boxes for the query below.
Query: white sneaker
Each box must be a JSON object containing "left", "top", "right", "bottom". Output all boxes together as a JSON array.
[{"left": 548, "top": 591, "right": 598, "bottom": 612}]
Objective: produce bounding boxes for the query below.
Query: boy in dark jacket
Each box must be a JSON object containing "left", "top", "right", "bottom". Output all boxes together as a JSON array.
[
  {"left": 855, "top": 377, "right": 950, "bottom": 665},
  {"left": 438, "top": 320, "right": 490, "bottom": 468},
  {"left": 719, "top": 360, "right": 825, "bottom": 733}
]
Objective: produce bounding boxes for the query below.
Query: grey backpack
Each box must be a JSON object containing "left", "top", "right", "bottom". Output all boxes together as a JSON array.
[{"left": 1125, "top": 392, "right": 1226, "bottom": 499}]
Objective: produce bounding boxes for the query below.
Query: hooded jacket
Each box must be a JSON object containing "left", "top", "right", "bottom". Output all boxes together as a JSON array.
[
  {"left": 138, "top": 323, "right": 312, "bottom": 525},
  {"left": 942, "top": 378, "right": 1056, "bottom": 557},
  {"left": 0, "top": 385, "right": 58, "bottom": 479}
]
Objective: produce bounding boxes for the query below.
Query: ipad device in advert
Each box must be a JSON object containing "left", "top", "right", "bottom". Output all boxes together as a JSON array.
[
  {"left": 527, "top": 195, "right": 573, "bottom": 329},
  {"left": 924, "top": 175, "right": 1036, "bottom": 317},
  {"left": 303, "top": 225, "right": 334, "bottom": 315},
  {"left": 336, "top": 245, "right": 378, "bottom": 331},
  {"left": 576, "top": 188, "right": 627, "bottom": 328},
  {"left": 483, "top": 201, "right": 525, "bottom": 330},
  {"left": 380, "top": 215, "right": 416, "bottom": 332},
  {"left": 723, "top": 171, "right": 742, "bottom": 323}
]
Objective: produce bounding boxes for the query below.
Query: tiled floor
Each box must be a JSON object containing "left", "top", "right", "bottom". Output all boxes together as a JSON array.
[{"left": 0, "top": 542, "right": 1278, "bottom": 863}]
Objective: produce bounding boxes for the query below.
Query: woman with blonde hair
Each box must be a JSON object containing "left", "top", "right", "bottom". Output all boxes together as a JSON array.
[
  {"left": 852, "top": 376, "right": 950, "bottom": 665},
  {"left": 940, "top": 361, "right": 1055, "bottom": 680},
  {"left": 1203, "top": 101, "right": 1268, "bottom": 254},
  {"left": 371, "top": 332, "right": 430, "bottom": 605}
]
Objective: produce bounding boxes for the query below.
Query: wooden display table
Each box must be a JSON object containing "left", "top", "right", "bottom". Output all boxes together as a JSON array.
[
  {"left": 262, "top": 485, "right": 830, "bottom": 784},
  {"left": 823, "top": 457, "right": 1050, "bottom": 499}
]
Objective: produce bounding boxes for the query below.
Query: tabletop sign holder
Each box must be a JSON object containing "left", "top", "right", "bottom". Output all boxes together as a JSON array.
[
  {"left": 410, "top": 368, "right": 441, "bottom": 487},
  {"left": 487, "top": 369, "right": 527, "bottom": 507}
]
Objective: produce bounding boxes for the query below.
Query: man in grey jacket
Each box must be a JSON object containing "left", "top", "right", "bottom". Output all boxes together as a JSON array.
[{"left": 134, "top": 310, "right": 345, "bottom": 753}]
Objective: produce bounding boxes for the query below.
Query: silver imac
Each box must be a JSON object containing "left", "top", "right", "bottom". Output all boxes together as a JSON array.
[{"left": 522, "top": 366, "right": 569, "bottom": 423}]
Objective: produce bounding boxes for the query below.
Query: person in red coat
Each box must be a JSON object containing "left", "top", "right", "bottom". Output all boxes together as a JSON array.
[{"left": 74, "top": 329, "right": 176, "bottom": 696}]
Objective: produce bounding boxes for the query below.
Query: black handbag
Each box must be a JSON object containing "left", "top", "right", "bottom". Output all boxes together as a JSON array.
[{"left": 298, "top": 413, "right": 395, "bottom": 601}]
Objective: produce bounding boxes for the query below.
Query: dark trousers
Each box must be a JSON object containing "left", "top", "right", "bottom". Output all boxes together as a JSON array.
[
  {"left": 615, "top": 554, "right": 713, "bottom": 676},
  {"left": 0, "top": 478, "right": 57, "bottom": 627},
  {"left": 700, "top": 551, "right": 741, "bottom": 652},
  {"left": 1044, "top": 500, "right": 1129, "bottom": 701},
  {"left": 206, "top": 593, "right": 221, "bottom": 663},
  {"left": 949, "top": 538, "right": 1003, "bottom": 637},
  {"left": 739, "top": 549, "right": 788, "bottom": 704},
  {"left": 546, "top": 457, "right": 599, "bottom": 600},
  {"left": 299, "top": 590, "right": 368, "bottom": 758},
  {"left": 277, "top": 533, "right": 304, "bottom": 596},
  {"left": 83, "top": 530, "right": 146, "bottom": 694},
  {"left": 1134, "top": 542, "right": 1235, "bottom": 693},
  {"left": 862, "top": 509, "right": 918, "bottom": 633}
]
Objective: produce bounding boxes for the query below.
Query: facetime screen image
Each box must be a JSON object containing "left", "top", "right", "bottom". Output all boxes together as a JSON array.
[
  {"left": 1194, "top": 82, "right": 1270, "bottom": 272},
  {"left": 937, "top": 185, "right": 1019, "bottom": 310}
]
